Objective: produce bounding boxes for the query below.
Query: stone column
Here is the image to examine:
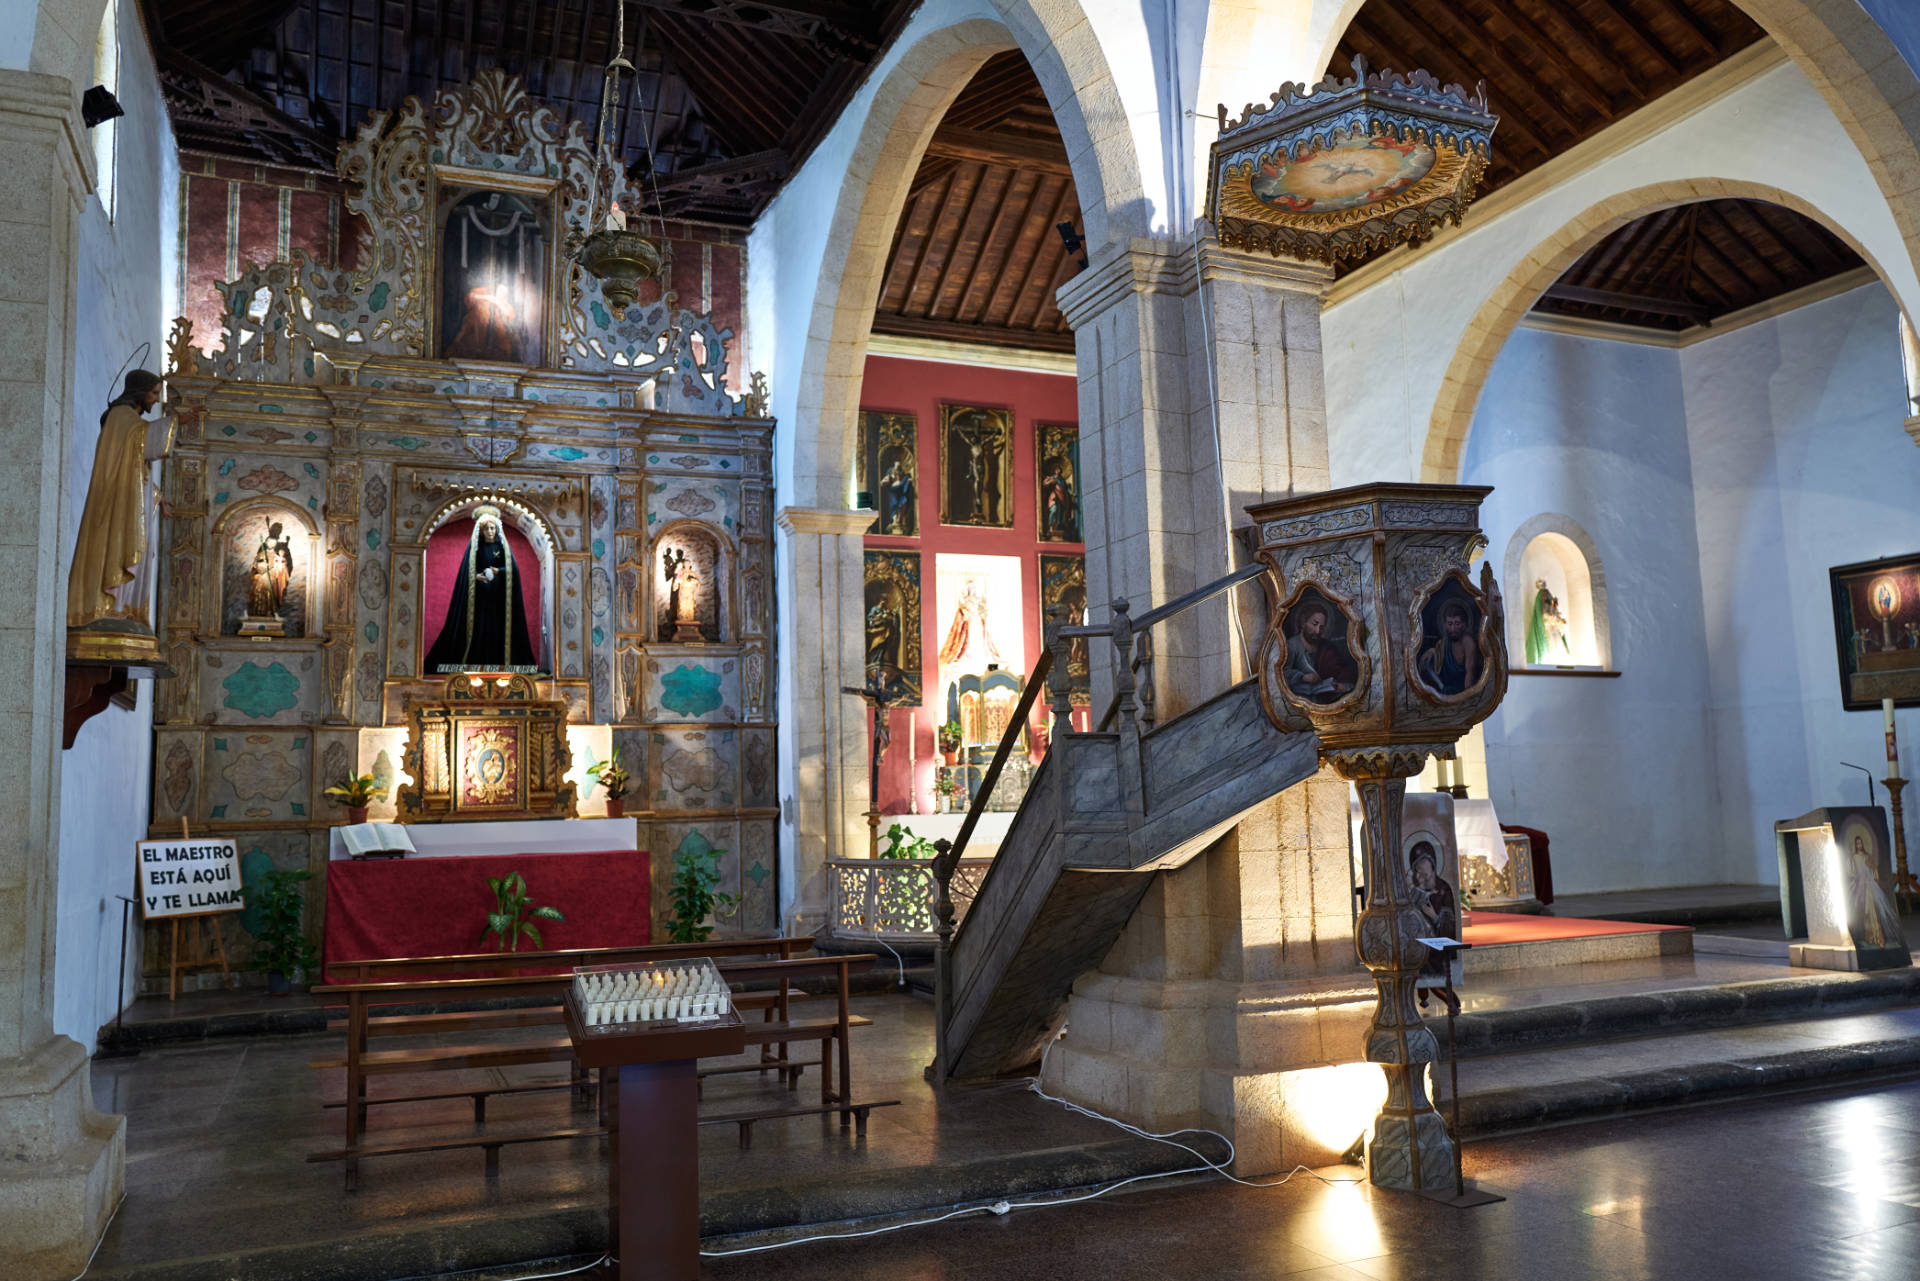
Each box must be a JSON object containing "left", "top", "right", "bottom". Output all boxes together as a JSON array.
[
  {"left": 0, "top": 70, "right": 127, "bottom": 1278},
  {"left": 1045, "top": 232, "right": 1373, "bottom": 1174},
  {"left": 774, "top": 507, "right": 873, "bottom": 932}
]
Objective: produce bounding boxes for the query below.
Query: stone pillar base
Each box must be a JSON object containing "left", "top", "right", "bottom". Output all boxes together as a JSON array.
[
  {"left": 1041, "top": 973, "right": 1383, "bottom": 1175},
  {"left": 0, "top": 1037, "right": 126, "bottom": 1280}
]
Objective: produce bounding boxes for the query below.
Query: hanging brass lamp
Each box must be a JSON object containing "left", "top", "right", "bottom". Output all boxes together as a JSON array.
[{"left": 576, "top": 1, "right": 660, "bottom": 318}]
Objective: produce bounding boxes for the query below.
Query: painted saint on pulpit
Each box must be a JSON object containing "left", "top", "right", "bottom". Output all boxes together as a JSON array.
[
  {"left": 439, "top": 189, "right": 548, "bottom": 365},
  {"left": 424, "top": 507, "right": 540, "bottom": 673}
]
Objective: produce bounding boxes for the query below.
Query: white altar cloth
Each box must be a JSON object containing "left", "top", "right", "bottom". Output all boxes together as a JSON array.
[{"left": 327, "top": 816, "right": 638, "bottom": 861}]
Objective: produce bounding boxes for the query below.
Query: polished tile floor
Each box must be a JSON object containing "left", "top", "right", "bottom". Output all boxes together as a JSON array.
[{"left": 698, "top": 1076, "right": 1920, "bottom": 1281}]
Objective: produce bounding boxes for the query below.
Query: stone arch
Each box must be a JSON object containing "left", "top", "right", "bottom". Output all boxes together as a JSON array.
[
  {"left": 1502, "top": 514, "right": 1612, "bottom": 670},
  {"left": 1423, "top": 179, "right": 1905, "bottom": 482},
  {"left": 780, "top": 4, "right": 1149, "bottom": 512}
]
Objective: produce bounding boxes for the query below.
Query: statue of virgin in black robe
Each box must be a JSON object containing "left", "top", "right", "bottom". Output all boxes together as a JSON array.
[{"left": 424, "top": 511, "right": 539, "bottom": 672}]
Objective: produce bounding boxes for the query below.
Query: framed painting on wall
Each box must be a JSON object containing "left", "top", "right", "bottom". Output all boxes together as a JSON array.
[
  {"left": 1830, "top": 553, "right": 1920, "bottom": 710},
  {"left": 863, "top": 548, "right": 922, "bottom": 705},
  {"left": 436, "top": 184, "right": 552, "bottom": 366},
  {"left": 859, "top": 411, "right": 919, "bottom": 537},
  {"left": 938, "top": 404, "right": 1014, "bottom": 528},
  {"left": 1039, "top": 553, "right": 1089, "bottom": 701},
  {"left": 1037, "top": 422, "right": 1082, "bottom": 543}
]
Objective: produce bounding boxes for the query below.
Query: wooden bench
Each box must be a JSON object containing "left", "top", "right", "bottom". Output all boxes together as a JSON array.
[{"left": 310, "top": 944, "right": 885, "bottom": 1187}]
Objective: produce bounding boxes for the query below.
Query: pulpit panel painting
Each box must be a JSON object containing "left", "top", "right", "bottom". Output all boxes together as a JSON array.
[
  {"left": 422, "top": 511, "right": 547, "bottom": 673},
  {"left": 438, "top": 186, "right": 550, "bottom": 365},
  {"left": 1830, "top": 553, "right": 1920, "bottom": 710},
  {"left": 1413, "top": 576, "right": 1488, "bottom": 698},
  {"left": 1278, "top": 585, "right": 1360, "bottom": 706},
  {"left": 220, "top": 506, "right": 308, "bottom": 637},
  {"left": 939, "top": 405, "right": 1013, "bottom": 529}
]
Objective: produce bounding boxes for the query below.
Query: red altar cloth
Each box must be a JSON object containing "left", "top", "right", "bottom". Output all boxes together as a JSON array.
[{"left": 322, "top": 849, "right": 650, "bottom": 983}]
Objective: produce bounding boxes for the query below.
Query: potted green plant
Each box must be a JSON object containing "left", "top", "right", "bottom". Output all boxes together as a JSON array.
[
  {"left": 323, "top": 772, "right": 385, "bottom": 824},
  {"left": 667, "top": 843, "right": 740, "bottom": 943},
  {"left": 585, "top": 748, "right": 632, "bottom": 818},
  {"left": 253, "top": 868, "right": 318, "bottom": 996},
  {"left": 934, "top": 773, "right": 967, "bottom": 814},
  {"left": 479, "top": 871, "right": 567, "bottom": 952},
  {"left": 880, "top": 822, "right": 937, "bottom": 860},
  {"left": 937, "top": 721, "right": 963, "bottom": 765}
]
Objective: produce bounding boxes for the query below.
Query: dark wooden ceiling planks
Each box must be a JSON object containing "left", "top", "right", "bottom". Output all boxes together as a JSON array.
[
  {"left": 870, "top": 50, "right": 1081, "bottom": 354},
  {"left": 142, "top": 0, "right": 917, "bottom": 225},
  {"left": 1332, "top": 0, "right": 1766, "bottom": 197},
  {"left": 1533, "top": 198, "right": 1865, "bottom": 330}
]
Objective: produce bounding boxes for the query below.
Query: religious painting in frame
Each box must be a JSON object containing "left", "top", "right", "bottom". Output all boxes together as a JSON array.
[
  {"left": 1039, "top": 553, "right": 1089, "bottom": 702},
  {"left": 1276, "top": 583, "right": 1363, "bottom": 708},
  {"left": 858, "top": 411, "right": 919, "bottom": 537},
  {"left": 436, "top": 183, "right": 552, "bottom": 366},
  {"left": 1401, "top": 795, "right": 1463, "bottom": 991},
  {"left": 938, "top": 404, "right": 1014, "bottom": 529},
  {"left": 1829, "top": 553, "right": 1920, "bottom": 711},
  {"left": 456, "top": 721, "right": 526, "bottom": 815},
  {"left": 1411, "top": 573, "right": 1491, "bottom": 701},
  {"left": 863, "top": 549, "right": 922, "bottom": 705},
  {"left": 1036, "top": 422, "right": 1082, "bottom": 543}
]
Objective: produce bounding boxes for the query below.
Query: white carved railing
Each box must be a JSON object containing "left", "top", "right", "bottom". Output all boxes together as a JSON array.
[{"left": 826, "top": 857, "right": 995, "bottom": 944}]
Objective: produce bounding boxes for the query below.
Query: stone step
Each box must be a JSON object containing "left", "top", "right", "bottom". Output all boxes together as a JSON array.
[
  {"left": 1431, "top": 965, "right": 1920, "bottom": 1058},
  {"left": 1451, "top": 1005, "right": 1920, "bottom": 1139}
]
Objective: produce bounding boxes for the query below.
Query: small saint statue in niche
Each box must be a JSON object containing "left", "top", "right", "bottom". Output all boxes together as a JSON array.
[
  {"left": 239, "top": 521, "right": 294, "bottom": 637},
  {"left": 424, "top": 506, "right": 539, "bottom": 673},
  {"left": 1525, "top": 579, "right": 1570, "bottom": 666},
  {"left": 67, "top": 370, "right": 174, "bottom": 646},
  {"left": 663, "top": 546, "right": 706, "bottom": 642}
]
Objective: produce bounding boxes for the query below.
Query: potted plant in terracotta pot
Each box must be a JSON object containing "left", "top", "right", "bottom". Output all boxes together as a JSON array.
[
  {"left": 586, "top": 748, "right": 632, "bottom": 818},
  {"left": 937, "top": 721, "right": 963, "bottom": 765},
  {"left": 323, "top": 772, "right": 385, "bottom": 824},
  {"left": 253, "top": 868, "right": 318, "bottom": 996}
]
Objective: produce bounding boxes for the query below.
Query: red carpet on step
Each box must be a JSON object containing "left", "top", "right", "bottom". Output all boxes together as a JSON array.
[{"left": 1463, "top": 910, "right": 1687, "bottom": 947}]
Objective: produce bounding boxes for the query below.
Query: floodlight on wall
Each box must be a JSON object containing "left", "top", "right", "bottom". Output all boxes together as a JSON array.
[
  {"left": 81, "top": 84, "right": 123, "bottom": 129},
  {"left": 1205, "top": 56, "right": 1498, "bottom": 264},
  {"left": 575, "top": 0, "right": 661, "bottom": 318}
]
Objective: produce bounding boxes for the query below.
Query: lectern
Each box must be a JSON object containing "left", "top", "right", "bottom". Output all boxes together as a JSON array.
[{"left": 564, "top": 958, "right": 745, "bottom": 1280}]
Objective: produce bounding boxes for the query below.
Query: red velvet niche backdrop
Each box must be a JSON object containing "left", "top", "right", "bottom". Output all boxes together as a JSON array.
[
  {"left": 422, "top": 518, "right": 547, "bottom": 671},
  {"left": 860, "top": 354, "right": 1083, "bottom": 818}
]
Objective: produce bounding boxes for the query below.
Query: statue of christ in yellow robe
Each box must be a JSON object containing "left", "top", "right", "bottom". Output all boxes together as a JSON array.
[{"left": 67, "top": 370, "right": 172, "bottom": 628}]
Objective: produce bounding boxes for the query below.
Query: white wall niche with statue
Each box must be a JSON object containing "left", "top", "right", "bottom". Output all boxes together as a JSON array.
[{"left": 1503, "top": 515, "right": 1615, "bottom": 675}]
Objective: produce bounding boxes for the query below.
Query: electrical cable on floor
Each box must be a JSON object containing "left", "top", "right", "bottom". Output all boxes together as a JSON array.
[
  {"left": 697, "top": 1035, "right": 1361, "bottom": 1258},
  {"left": 60, "top": 1194, "right": 123, "bottom": 1281}
]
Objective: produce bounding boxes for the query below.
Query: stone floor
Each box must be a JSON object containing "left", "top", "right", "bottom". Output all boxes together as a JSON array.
[{"left": 696, "top": 1075, "right": 1920, "bottom": 1281}]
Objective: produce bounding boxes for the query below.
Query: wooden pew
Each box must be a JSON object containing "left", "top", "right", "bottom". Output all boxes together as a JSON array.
[{"left": 309, "top": 947, "right": 886, "bottom": 1187}]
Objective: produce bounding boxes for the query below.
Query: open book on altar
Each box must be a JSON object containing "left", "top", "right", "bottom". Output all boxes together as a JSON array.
[{"left": 337, "top": 822, "right": 417, "bottom": 858}]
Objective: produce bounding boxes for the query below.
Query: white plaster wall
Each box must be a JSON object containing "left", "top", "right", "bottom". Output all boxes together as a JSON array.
[
  {"left": 1324, "top": 59, "right": 1920, "bottom": 487},
  {"left": 55, "top": 1, "right": 175, "bottom": 1050},
  {"left": 1462, "top": 328, "right": 1723, "bottom": 894},
  {"left": 1680, "top": 283, "right": 1920, "bottom": 884}
]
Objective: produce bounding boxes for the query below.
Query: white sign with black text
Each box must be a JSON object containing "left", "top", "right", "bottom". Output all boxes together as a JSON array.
[{"left": 136, "top": 838, "right": 245, "bottom": 919}]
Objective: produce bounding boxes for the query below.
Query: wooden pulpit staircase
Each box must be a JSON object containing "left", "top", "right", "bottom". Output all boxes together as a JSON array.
[{"left": 932, "top": 564, "right": 1322, "bottom": 1080}]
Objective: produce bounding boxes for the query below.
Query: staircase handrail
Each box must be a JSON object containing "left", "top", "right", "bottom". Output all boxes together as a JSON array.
[{"left": 1093, "top": 562, "right": 1265, "bottom": 731}]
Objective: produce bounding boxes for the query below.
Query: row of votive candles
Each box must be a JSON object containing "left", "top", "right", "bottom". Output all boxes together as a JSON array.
[{"left": 576, "top": 965, "right": 731, "bottom": 1028}]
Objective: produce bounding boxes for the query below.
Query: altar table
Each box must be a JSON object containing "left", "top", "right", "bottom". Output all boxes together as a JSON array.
[
  {"left": 322, "top": 848, "right": 650, "bottom": 983},
  {"left": 326, "top": 816, "right": 638, "bottom": 861}
]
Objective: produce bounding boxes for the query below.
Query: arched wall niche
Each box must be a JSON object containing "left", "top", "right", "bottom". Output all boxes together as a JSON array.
[
  {"left": 650, "top": 519, "right": 731, "bottom": 645},
  {"left": 417, "top": 493, "right": 559, "bottom": 674},
  {"left": 1503, "top": 516, "right": 1611, "bottom": 671},
  {"left": 206, "top": 496, "right": 321, "bottom": 638}
]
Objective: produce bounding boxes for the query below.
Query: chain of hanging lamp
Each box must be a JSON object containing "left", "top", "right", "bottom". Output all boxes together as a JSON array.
[{"left": 576, "top": 0, "right": 663, "bottom": 318}]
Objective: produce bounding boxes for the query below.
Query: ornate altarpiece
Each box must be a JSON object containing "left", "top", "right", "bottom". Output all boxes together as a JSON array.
[{"left": 149, "top": 73, "right": 780, "bottom": 950}]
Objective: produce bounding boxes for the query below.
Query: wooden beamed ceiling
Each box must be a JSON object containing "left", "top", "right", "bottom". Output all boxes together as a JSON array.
[
  {"left": 1535, "top": 199, "right": 1865, "bottom": 331},
  {"left": 144, "top": 0, "right": 917, "bottom": 224},
  {"left": 870, "top": 50, "right": 1081, "bottom": 354}
]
